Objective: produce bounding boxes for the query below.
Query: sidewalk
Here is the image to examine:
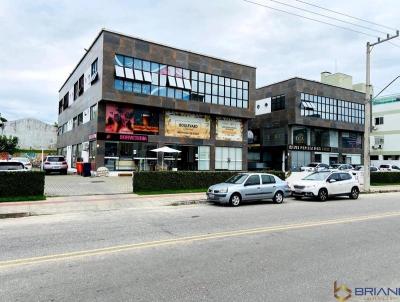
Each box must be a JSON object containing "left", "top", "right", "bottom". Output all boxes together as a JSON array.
[
  {"left": 369, "top": 185, "right": 400, "bottom": 193},
  {"left": 0, "top": 193, "right": 207, "bottom": 216}
]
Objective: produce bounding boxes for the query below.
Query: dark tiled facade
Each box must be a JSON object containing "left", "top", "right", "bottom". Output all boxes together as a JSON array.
[
  {"left": 249, "top": 78, "right": 365, "bottom": 171},
  {"left": 57, "top": 29, "right": 255, "bottom": 172}
]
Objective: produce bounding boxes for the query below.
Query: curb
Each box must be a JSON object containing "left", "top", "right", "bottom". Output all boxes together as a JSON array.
[{"left": 169, "top": 199, "right": 208, "bottom": 206}]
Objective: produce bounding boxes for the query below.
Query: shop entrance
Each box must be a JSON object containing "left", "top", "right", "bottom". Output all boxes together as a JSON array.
[{"left": 165, "top": 145, "right": 210, "bottom": 171}]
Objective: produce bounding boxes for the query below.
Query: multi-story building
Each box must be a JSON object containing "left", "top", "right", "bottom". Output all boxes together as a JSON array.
[
  {"left": 248, "top": 74, "right": 366, "bottom": 171},
  {"left": 57, "top": 29, "right": 255, "bottom": 172},
  {"left": 370, "top": 94, "right": 400, "bottom": 166}
]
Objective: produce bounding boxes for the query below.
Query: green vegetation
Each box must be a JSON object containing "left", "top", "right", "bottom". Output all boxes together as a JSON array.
[
  {"left": 371, "top": 172, "right": 400, "bottom": 184},
  {"left": 0, "top": 171, "right": 45, "bottom": 197},
  {"left": 0, "top": 135, "right": 18, "bottom": 154},
  {"left": 0, "top": 195, "right": 46, "bottom": 203},
  {"left": 133, "top": 171, "right": 286, "bottom": 193},
  {"left": 135, "top": 188, "right": 208, "bottom": 195}
]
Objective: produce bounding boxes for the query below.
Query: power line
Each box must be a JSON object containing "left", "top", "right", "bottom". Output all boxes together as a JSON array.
[
  {"left": 243, "top": 0, "right": 379, "bottom": 38},
  {"left": 292, "top": 0, "right": 398, "bottom": 32},
  {"left": 262, "top": 0, "right": 389, "bottom": 35}
]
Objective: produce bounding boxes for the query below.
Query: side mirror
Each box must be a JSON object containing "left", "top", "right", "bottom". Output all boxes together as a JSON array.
[{"left": 328, "top": 179, "right": 336, "bottom": 183}]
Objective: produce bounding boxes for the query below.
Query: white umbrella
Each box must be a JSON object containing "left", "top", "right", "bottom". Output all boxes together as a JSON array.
[{"left": 151, "top": 146, "right": 181, "bottom": 170}]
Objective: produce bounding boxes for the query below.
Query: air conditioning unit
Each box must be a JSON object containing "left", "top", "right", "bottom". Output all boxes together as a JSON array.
[
  {"left": 372, "top": 145, "right": 379, "bottom": 149},
  {"left": 378, "top": 144, "right": 383, "bottom": 149}
]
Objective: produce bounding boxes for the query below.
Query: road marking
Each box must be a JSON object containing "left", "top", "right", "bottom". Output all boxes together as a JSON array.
[{"left": 1, "top": 211, "right": 400, "bottom": 269}]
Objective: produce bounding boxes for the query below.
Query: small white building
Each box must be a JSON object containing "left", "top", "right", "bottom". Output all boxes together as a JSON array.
[
  {"left": 370, "top": 94, "right": 400, "bottom": 166},
  {"left": 0, "top": 118, "right": 57, "bottom": 150}
]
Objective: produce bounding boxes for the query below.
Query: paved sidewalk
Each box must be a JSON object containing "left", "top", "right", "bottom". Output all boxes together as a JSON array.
[
  {"left": 0, "top": 193, "right": 207, "bottom": 216},
  {"left": 370, "top": 185, "right": 400, "bottom": 193},
  {"left": 45, "top": 175, "right": 133, "bottom": 197}
]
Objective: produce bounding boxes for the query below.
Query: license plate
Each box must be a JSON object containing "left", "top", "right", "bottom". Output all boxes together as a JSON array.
[{"left": 53, "top": 166, "right": 60, "bottom": 169}]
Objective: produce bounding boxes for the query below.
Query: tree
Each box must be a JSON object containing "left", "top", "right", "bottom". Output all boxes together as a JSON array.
[
  {"left": 0, "top": 113, "right": 7, "bottom": 123},
  {"left": 0, "top": 136, "right": 18, "bottom": 154}
]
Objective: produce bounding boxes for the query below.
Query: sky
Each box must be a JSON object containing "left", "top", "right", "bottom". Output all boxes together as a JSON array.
[{"left": 0, "top": 0, "right": 399, "bottom": 124}]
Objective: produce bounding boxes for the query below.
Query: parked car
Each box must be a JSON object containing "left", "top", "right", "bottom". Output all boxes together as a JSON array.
[
  {"left": 379, "top": 164, "right": 400, "bottom": 172},
  {"left": 329, "top": 164, "right": 354, "bottom": 171},
  {"left": 11, "top": 157, "right": 32, "bottom": 170},
  {"left": 0, "top": 160, "right": 26, "bottom": 171},
  {"left": 354, "top": 165, "right": 379, "bottom": 172},
  {"left": 292, "top": 171, "right": 359, "bottom": 201},
  {"left": 300, "top": 163, "right": 330, "bottom": 172},
  {"left": 207, "top": 173, "right": 291, "bottom": 207},
  {"left": 43, "top": 155, "right": 68, "bottom": 175}
]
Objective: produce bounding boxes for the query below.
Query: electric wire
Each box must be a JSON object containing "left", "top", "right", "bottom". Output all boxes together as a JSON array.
[
  {"left": 243, "top": 0, "right": 379, "bottom": 38},
  {"left": 292, "top": 0, "right": 398, "bottom": 32},
  {"left": 263, "top": 0, "right": 389, "bottom": 35}
]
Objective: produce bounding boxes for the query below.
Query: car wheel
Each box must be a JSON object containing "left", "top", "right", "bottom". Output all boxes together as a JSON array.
[
  {"left": 318, "top": 188, "right": 328, "bottom": 202},
  {"left": 273, "top": 191, "right": 284, "bottom": 204},
  {"left": 229, "top": 193, "right": 241, "bottom": 207},
  {"left": 349, "top": 187, "right": 359, "bottom": 199}
]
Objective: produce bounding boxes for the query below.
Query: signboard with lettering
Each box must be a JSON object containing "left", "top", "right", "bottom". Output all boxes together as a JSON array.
[
  {"left": 97, "top": 132, "right": 148, "bottom": 142},
  {"left": 165, "top": 111, "right": 210, "bottom": 139},
  {"left": 288, "top": 144, "right": 331, "bottom": 152},
  {"left": 216, "top": 118, "right": 243, "bottom": 142}
]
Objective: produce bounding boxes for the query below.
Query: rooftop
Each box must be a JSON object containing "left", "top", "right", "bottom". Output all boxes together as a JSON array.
[{"left": 373, "top": 93, "right": 400, "bottom": 105}]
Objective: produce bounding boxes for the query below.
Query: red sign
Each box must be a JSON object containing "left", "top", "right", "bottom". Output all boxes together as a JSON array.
[
  {"left": 119, "top": 134, "right": 148, "bottom": 142},
  {"left": 97, "top": 132, "right": 148, "bottom": 142}
]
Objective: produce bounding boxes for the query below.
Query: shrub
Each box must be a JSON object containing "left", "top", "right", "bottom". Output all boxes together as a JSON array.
[
  {"left": 371, "top": 172, "right": 400, "bottom": 184},
  {"left": 0, "top": 171, "right": 45, "bottom": 197},
  {"left": 133, "top": 170, "right": 286, "bottom": 192}
]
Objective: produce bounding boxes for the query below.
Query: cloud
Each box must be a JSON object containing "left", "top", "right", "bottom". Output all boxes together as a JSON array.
[{"left": 0, "top": 0, "right": 399, "bottom": 122}]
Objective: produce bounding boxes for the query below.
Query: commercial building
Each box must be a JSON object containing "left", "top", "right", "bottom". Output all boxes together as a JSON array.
[
  {"left": 370, "top": 94, "right": 400, "bottom": 166},
  {"left": 248, "top": 73, "right": 366, "bottom": 171},
  {"left": 57, "top": 29, "right": 255, "bottom": 172}
]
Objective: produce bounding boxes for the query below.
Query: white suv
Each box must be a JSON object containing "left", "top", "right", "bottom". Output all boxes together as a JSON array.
[
  {"left": 292, "top": 171, "right": 359, "bottom": 201},
  {"left": 379, "top": 164, "right": 400, "bottom": 172},
  {"left": 300, "top": 163, "right": 329, "bottom": 172}
]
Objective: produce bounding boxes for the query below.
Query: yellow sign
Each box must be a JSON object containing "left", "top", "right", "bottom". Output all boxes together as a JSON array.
[
  {"left": 165, "top": 111, "right": 210, "bottom": 139},
  {"left": 216, "top": 118, "right": 243, "bottom": 142}
]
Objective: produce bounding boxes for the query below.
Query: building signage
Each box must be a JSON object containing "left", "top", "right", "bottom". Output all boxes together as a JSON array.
[
  {"left": 105, "top": 103, "right": 159, "bottom": 135},
  {"left": 293, "top": 128, "right": 307, "bottom": 145},
  {"left": 88, "top": 133, "right": 97, "bottom": 141},
  {"left": 288, "top": 144, "right": 331, "bottom": 152},
  {"left": 97, "top": 132, "right": 148, "bottom": 142},
  {"left": 216, "top": 118, "right": 243, "bottom": 142},
  {"left": 165, "top": 111, "right": 210, "bottom": 139}
]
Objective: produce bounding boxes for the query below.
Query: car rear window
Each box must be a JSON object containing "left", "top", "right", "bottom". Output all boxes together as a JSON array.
[
  {"left": 0, "top": 162, "right": 24, "bottom": 170},
  {"left": 47, "top": 157, "right": 65, "bottom": 162}
]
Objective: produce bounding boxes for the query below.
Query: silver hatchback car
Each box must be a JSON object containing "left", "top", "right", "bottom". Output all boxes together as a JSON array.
[{"left": 207, "top": 173, "right": 290, "bottom": 206}]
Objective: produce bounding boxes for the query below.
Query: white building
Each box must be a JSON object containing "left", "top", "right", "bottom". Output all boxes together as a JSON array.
[
  {"left": 0, "top": 118, "right": 57, "bottom": 150},
  {"left": 370, "top": 94, "right": 400, "bottom": 166}
]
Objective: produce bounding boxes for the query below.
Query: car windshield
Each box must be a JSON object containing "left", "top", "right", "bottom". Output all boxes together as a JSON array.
[
  {"left": 225, "top": 174, "right": 248, "bottom": 184},
  {"left": 307, "top": 163, "right": 318, "bottom": 167},
  {"left": 303, "top": 171, "right": 331, "bottom": 181},
  {"left": 47, "top": 157, "right": 64, "bottom": 162}
]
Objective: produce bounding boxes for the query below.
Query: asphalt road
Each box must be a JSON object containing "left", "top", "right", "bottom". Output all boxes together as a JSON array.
[{"left": 1, "top": 193, "right": 400, "bottom": 302}]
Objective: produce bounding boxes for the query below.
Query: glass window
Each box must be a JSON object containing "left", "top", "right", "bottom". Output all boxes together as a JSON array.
[
  {"left": 205, "top": 94, "right": 211, "bottom": 103},
  {"left": 225, "top": 86, "right": 231, "bottom": 97},
  {"left": 224, "top": 98, "right": 230, "bottom": 106},
  {"left": 160, "top": 75, "right": 167, "bottom": 86},
  {"left": 198, "top": 72, "right": 205, "bottom": 81},
  {"left": 159, "top": 87, "right": 167, "bottom": 97},
  {"left": 243, "top": 81, "right": 248, "bottom": 89},
  {"left": 168, "top": 66, "right": 175, "bottom": 76},
  {"left": 124, "top": 81, "right": 133, "bottom": 92},
  {"left": 124, "top": 57, "right": 133, "bottom": 68},
  {"left": 151, "top": 62, "right": 160, "bottom": 73},
  {"left": 151, "top": 73, "right": 159, "bottom": 85},
  {"left": 143, "top": 71, "right": 152, "bottom": 82},
  {"left": 225, "top": 78, "right": 231, "bottom": 86},
  {"left": 168, "top": 76, "right": 177, "bottom": 87},
  {"left": 175, "top": 68, "right": 183, "bottom": 78},
  {"left": 134, "top": 58, "right": 142, "bottom": 70},
  {"left": 243, "top": 101, "right": 248, "bottom": 108},
  {"left": 115, "top": 65, "right": 125, "bottom": 77},
  {"left": 115, "top": 54, "right": 124, "bottom": 66},
  {"left": 176, "top": 78, "right": 184, "bottom": 88},
  {"left": 142, "top": 84, "right": 150, "bottom": 95},
  {"left": 133, "top": 82, "right": 141, "bottom": 93},
  {"left": 205, "top": 83, "right": 211, "bottom": 94},
  {"left": 175, "top": 89, "right": 183, "bottom": 99},
  {"left": 183, "top": 91, "right": 190, "bottom": 101},
  {"left": 125, "top": 68, "right": 134, "bottom": 79},
  {"left": 191, "top": 71, "right": 198, "bottom": 80},
  {"left": 191, "top": 80, "right": 198, "bottom": 92},
  {"left": 198, "top": 146, "right": 210, "bottom": 170},
  {"left": 151, "top": 85, "right": 159, "bottom": 96},
  {"left": 167, "top": 88, "right": 175, "bottom": 98},
  {"left": 212, "top": 84, "right": 218, "bottom": 95},
  {"left": 90, "top": 104, "right": 97, "bottom": 120},
  {"left": 219, "top": 76, "right": 224, "bottom": 85},
  {"left": 142, "top": 61, "right": 150, "bottom": 71},
  {"left": 206, "top": 74, "right": 212, "bottom": 82},
  {"left": 134, "top": 70, "right": 143, "bottom": 81},
  {"left": 114, "top": 79, "right": 123, "bottom": 90},
  {"left": 237, "top": 80, "right": 243, "bottom": 89},
  {"left": 231, "top": 79, "right": 237, "bottom": 88},
  {"left": 231, "top": 87, "right": 237, "bottom": 98},
  {"left": 218, "top": 96, "right": 224, "bottom": 105},
  {"left": 198, "top": 82, "right": 205, "bottom": 94}
]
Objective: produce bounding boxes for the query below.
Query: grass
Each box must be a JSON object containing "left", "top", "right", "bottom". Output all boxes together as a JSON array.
[
  {"left": 0, "top": 195, "right": 46, "bottom": 203},
  {"left": 135, "top": 188, "right": 207, "bottom": 195}
]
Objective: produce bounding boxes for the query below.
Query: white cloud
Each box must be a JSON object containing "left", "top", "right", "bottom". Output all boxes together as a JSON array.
[{"left": 0, "top": 0, "right": 399, "bottom": 122}]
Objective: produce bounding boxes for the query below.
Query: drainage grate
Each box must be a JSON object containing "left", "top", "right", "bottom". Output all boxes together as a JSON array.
[{"left": 91, "top": 180, "right": 105, "bottom": 183}]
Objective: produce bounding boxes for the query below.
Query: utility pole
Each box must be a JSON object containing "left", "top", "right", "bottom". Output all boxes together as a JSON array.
[{"left": 363, "top": 30, "right": 399, "bottom": 192}]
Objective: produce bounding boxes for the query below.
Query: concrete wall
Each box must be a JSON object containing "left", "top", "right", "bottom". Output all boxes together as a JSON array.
[{"left": 0, "top": 118, "right": 57, "bottom": 150}]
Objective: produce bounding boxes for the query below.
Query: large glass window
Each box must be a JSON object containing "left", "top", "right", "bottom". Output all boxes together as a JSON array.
[
  {"left": 301, "top": 92, "right": 364, "bottom": 124},
  {"left": 198, "top": 146, "right": 210, "bottom": 170},
  {"left": 114, "top": 54, "right": 250, "bottom": 109},
  {"left": 215, "top": 147, "right": 242, "bottom": 171}
]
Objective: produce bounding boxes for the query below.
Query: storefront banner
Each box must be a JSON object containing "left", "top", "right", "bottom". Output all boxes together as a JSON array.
[
  {"left": 165, "top": 111, "right": 210, "bottom": 139},
  {"left": 216, "top": 118, "right": 243, "bottom": 142},
  {"left": 105, "top": 103, "right": 159, "bottom": 135},
  {"left": 293, "top": 128, "right": 307, "bottom": 145}
]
